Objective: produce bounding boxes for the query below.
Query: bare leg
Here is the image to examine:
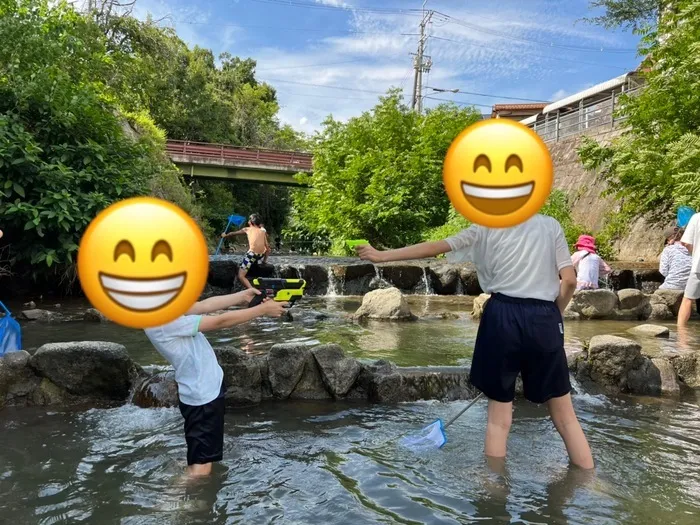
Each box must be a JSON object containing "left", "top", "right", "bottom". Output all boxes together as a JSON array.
[
  {"left": 547, "top": 394, "right": 594, "bottom": 469},
  {"left": 484, "top": 399, "right": 513, "bottom": 458},
  {"left": 186, "top": 462, "right": 212, "bottom": 477},
  {"left": 238, "top": 268, "right": 253, "bottom": 290},
  {"left": 677, "top": 297, "right": 693, "bottom": 327}
]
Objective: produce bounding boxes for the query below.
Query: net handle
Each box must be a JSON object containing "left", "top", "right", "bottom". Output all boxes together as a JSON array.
[
  {"left": 443, "top": 392, "right": 485, "bottom": 429},
  {"left": 0, "top": 300, "right": 10, "bottom": 316}
]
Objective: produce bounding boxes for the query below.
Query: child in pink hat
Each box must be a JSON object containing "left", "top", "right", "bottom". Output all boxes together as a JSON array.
[{"left": 571, "top": 235, "right": 611, "bottom": 290}]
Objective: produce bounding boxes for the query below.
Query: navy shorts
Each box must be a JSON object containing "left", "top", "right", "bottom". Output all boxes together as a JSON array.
[
  {"left": 179, "top": 383, "right": 226, "bottom": 465},
  {"left": 240, "top": 251, "right": 265, "bottom": 272},
  {"left": 470, "top": 293, "right": 571, "bottom": 404}
]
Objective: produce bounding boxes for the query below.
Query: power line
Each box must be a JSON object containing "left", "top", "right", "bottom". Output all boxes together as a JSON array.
[
  {"left": 249, "top": 0, "right": 422, "bottom": 16},
  {"left": 432, "top": 11, "right": 637, "bottom": 54},
  {"left": 171, "top": 19, "right": 411, "bottom": 36},
  {"left": 275, "top": 90, "right": 378, "bottom": 101},
  {"left": 424, "top": 96, "right": 492, "bottom": 109},
  {"left": 429, "top": 35, "right": 630, "bottom": 72},
  {"left": 426, "top": 86, "right": 548, "bottom": 103}
]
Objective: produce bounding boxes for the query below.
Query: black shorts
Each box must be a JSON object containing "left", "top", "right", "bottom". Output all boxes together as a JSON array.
[
  {"left": 470, "top": 293, "right": 571, "bottom": 404},
  {"left": 179, "top": 383, "right": 226, "bottom": 465}
]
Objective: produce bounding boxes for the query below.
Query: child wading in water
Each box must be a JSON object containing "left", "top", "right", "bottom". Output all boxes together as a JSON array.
[
  {"left": 357, "top": 214, "right": 594, "bottom": 469},
  {"left": 144, "top": 288, "right": 287, "bottom": 477},
  {"left": 221, "top": 213, "right": 270, "bottom": 289},
  {"left": 571, "top": 235, "right": 611, "bottom": 290}
]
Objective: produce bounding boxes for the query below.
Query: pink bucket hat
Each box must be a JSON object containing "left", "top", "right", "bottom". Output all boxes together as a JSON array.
[{"left": 574, "top": 234, "right": 597, "bottom": 254}]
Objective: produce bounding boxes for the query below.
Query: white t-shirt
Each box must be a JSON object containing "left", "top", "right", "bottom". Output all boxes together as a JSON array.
[
  {"left": 445, "top": 214, "right": 572, "bottom": 302},
  {"left": 681, "top": 213, "right": 700, "bottom": 274},
  {"left": 144, "top": 315, "right": 224, "bottom": 406}
]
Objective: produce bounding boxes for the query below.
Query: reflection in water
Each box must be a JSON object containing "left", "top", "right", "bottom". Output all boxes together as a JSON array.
[{"left": 1, "top": 396, "right": 700, "bottom": 524}]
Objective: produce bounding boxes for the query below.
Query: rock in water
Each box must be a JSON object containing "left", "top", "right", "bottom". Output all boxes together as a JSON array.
[
  {"left": 627, "top": 324, "right": 670, "bottom": 338},
  {"left": 354, "top": 287, "right": 415, "bottom": 321},
  {"left": 471, "top": 294, "right": 490, "bottom": 319},
  {"left": 131, "top": 371, "right": 179, "bottom": 408},
  {"left": 651, "top": 289, "right": 684, "bottom": 316},
  {"left": 30, "top": 341, "right": 141, "bottom": 400},
  {"left": 20, "top": 309, "right": 57, "bottom": 322},
  {"left": 651, "top": 357, "right": 680, "bottom": 396},
  {"left": 618, "top": 289, "right": 646, "bottom": 310},
  {"left": 0, "top": 351, "right": 41, "bottom": 407},
  {"left": 579, "top": 335, "right": 644, "bottom": 392},
  {"left": 312, "top": 344, "right": 362, "bottom": 398},
  {"left": 569, "top": 290, "right": 618, "bottom": 319},
  {"left": 215, "top": 347, "right": 262, "bottom": 406},
  {"left": 267, "top": 343, "right": 310, "bottom": 399},
  {"left": 84, "top": 308, "right": 109, "bottom": 322},
  {"left": 23, "top": 301, "right": 36, "bottom": 309},
  {"left": 648, "top": 303, "right": 674, "bottom": 321}
]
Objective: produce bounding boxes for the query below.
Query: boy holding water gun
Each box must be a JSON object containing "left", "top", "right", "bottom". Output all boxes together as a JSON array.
[
  {"left": 221, "top": 213, "right": 270, "bottom": 290},
  {"left": 356, "top": 215, "right": 594, "bottom": 470}
]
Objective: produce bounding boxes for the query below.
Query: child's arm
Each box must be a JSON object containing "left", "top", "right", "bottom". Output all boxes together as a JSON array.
[
  {"left": 187, "top": 289, "right": 260, "bottom": 315},
  {"left": 599, "top": 258, "right": 612, "bottom": 276},
  {"left": 221, "top": 228, "right": 247, "bottom": 239},
  {"left": 199, "top": 299, "right": 287, "bottom": 332},
  {"left": 357, "top": 240, "right": 451, "bottom": 263},
  {"left": 556, "top": 266, "right": 577, "bottom": 314}
]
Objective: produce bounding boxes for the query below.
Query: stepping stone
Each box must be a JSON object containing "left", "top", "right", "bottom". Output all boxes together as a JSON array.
[{"left": 627, "top": 324, "right": 670, "bottom": 338}]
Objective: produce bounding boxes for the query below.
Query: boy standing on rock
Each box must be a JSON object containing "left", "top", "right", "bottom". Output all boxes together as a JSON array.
[
  {"left": 220, "top": 213, "right": 270, "bottom": 290},
  {"left": 144, "top": 288, "right": 287, "bottom": 477},
  {"left": 357, "top": 214, "right": 594, "bottom": 470}
]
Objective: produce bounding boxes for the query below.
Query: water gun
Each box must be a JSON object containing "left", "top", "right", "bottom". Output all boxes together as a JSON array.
[
  {"left": 248, "top": 278, "right": 306, "bottom": 308},
  {"left": 346, "top": 239, "right": 370, "bottom": 249}
]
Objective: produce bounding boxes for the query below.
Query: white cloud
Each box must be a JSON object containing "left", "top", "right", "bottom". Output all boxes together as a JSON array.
[
  {"left": 299, "top": 117, "right": 309, "bottom": 126},
  {"left": 551, "top": 89, "right": 570, "bottom": 101}
]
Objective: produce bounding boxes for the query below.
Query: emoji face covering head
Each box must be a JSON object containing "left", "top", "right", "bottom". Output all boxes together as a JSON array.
[
  {"left": 443, "top": 119, "right": 553, "bottom": 228},
  {"left": 77, "top": 197, "right": 209, "bottom": 328}
]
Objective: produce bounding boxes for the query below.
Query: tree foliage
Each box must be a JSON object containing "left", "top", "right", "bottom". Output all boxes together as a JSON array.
[
  {"left": 291, "top": 92, "right": 482, "bottom": 252},
  {"left": 578, "top": 0, "right": 700, "bottom": 220},
  {"left": 583, "top": 0, "right": 662, "bottom": 30}
]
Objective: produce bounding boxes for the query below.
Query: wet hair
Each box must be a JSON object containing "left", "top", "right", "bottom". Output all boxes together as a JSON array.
[{"left": 249, "top": 213, "right": 263, "bottom": 226}]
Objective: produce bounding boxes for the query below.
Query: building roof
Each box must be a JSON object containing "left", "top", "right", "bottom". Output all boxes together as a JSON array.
[{"left": 492, "top": 103, "right": 548, "bottom": 111}]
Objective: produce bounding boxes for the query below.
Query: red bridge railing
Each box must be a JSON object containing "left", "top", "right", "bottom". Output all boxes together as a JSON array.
[{"left": 165, "top": 140, "right": 313, "bottom": 170}]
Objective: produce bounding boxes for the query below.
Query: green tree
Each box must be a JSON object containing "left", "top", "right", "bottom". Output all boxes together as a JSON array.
[
  {"left": 578, "top": 0, "right": 700, "bottom": 222},
  {"left": 583, "top": 0, "right": 664, "bottom": 30},
  {"left": 292, "top": 91, "right": 481, "bottom": 252}
]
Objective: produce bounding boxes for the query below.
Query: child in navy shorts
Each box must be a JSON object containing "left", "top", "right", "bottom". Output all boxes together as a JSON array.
[{"left": 357, "top": 214, "right": 594, "bottom": 469}]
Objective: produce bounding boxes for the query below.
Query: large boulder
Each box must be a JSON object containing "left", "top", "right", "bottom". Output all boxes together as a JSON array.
[
  {"left": 267, "top": 343, "right": 312, "bottom": 399},
  {"left": 471, "top": 294, "right": 490, "bottom": 319},
  {"left": 667, "top": 350, "right": 700, "bottom": 388},
  {"left": 354, "top": 287, "right": 415, "bottom": 321},
  {"left": 614, "top": 289, "right": 651, "bottom": 320},
  {"left": 30, "top": 342, "right": 141, "bottom": 400},
  {"left": 334, "top": 264, "right": 375, "bottom": 295},
  {"left": 651, "top": 357, "right": 681, "bottom": 396},
  {"left": 289, "top": 351, "right": 331, "bottom": 400},
  {"left": 131, "top": 371, "right": 179, "bottom": 408},
  {"left": 609, "top": 269, "right": 636, "bottom": 291},
  {"left": 0, "top": 351, "right": 41, "bottom": 407},
  {"left": 627, "top": 324, "right": 670, "bottom": 338},
  {"left": 379, "top": 265, "right": 425, "bottom": 293},
  {"left": 577, "top": 335, "right": 645, "bottom": 393},
  {"left": 648, "top": 303, "right": 674, "bottom": 321},
  {"left": 300, "top": 264, "right": 329, "bottom": 296},
  {"left": 84, "top": 308, "right": 109, "bottom": 322},
  {"left": 312, "top": 344, "right": 362, "bottom": 398},
  {"left": 20, "top": 309, "right": 58, "bottom": 322},
  {"left": 569, "top": 289, "right": 618, "bottom": 319},
  {"left": 431, "top": 266, "right": 460, "bottom": 295},
  {"left": 635, "top": 269, "right": 664, "bottom": 292},
  {"left": 651, "top": 289, "right": 684, "bottom": 316},
  {"left": 215, "top": 347, "right": 263, "bottom": 406},
  {"left": 459, "top": 267, "right": 482, "bottom": 295},
  {"left": 207, "top": 258, "right": 238, "bottom": 288}
]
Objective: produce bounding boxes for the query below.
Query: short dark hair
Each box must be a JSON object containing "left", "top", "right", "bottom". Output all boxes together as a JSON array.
[{"left": 249, "top": 213, "right": 263, "bottom": 226}]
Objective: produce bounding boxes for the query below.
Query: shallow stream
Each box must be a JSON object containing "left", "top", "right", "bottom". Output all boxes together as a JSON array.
[{"left": 2, "top": 296, "right": 700, "bottom": 524}]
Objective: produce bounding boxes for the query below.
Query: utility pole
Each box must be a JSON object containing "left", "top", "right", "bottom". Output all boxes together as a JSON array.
[{"left": 411, "top": 3, "right": 433, "bottom": 113}]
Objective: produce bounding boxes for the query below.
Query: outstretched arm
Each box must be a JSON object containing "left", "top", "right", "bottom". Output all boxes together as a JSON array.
[
  {"left": 222, "top": 228, "right": 246, "bottom": 239},
  {"left": 186, "top": 289, "right": 259, "bottom": 315},
  {"left": 356, "top": 240, "right": 451, "bottom": 263},
  {"left": 556, "top": 266, "right": 577, "bottom": 314},
  {"left": 198, "top": 299, "right": 287, "bottom": 332}
]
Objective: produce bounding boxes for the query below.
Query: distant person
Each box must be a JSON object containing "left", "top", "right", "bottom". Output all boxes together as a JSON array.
[
  {"left": 570, "top": 235, "right": 611, "bottom": 290},
  {"left": 679, "top": 213, "right": 700, "bottom": 326},
  {"left": 220, "top": 213, "right": 270, "bottom": 289},
  {"left": 144, "top": 288, "right": 287, "bottom": 477},
  {"left": 659, "top": 226, "right": 692, "bottom": 290},
  {"left": 274, "top": 235, "right": 282, "bottom": 251},
  {"left": 357, "top": 214, "right": 594, "bottom": 470}
]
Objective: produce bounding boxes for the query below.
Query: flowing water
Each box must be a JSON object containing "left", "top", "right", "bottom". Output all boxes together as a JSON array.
[{"left": 2, "top": 296, "right": 700, "bottom": 524}]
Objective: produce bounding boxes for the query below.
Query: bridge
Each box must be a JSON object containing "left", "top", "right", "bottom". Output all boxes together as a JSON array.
[{"left": 166, "top": 140, "right": 313, "bottom": 186}]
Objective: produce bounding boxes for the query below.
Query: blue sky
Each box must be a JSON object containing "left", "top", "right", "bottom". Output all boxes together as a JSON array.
[{"left": 130, "top": 0, "right": 643, "bottom": 134}]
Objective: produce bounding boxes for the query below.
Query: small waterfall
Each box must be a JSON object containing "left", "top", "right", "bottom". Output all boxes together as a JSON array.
[
  {"left": 421, "top": 267, "right": 435, "bottom": 295},
  {"left": 327, "top": 267, "right": 339, "bottom": 297},
  {"left": 455, "top": 277, "right": 464, "bottom": 296},
  {"left": 295, "top": 265, "right": 304, "bottom": 279},
  {"left": 371, "top": 266, "right": 390, "bottom": 289}
]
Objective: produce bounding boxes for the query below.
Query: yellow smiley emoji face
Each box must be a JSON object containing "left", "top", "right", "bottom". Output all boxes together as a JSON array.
[
  {"left": 443, "top": 119, "right": 553, "bottom": 228},
  {"left": 77, "top": 197, "right": 209, "bottom": 329}
]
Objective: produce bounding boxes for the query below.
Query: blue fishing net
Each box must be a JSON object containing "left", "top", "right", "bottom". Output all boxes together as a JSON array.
[
  {"left": 229, "top": 214, "right": 246, "bottom": 228},
  {"left": 400, "top": 419, "right": 447, "bottom": 451},
  {"left": 0, "top": 301, "right": 22, "bottom": 356}
]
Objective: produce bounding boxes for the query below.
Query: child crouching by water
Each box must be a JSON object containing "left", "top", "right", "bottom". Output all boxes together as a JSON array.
[
  {"left": 357, "top": 214, "right": 594, "bottom": 469},
  {"left": 571, "top": 235, "right": 611, "bottom": 290},
  {"left": 144, "top": 288, "right": 287, "bottom": 477}
]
